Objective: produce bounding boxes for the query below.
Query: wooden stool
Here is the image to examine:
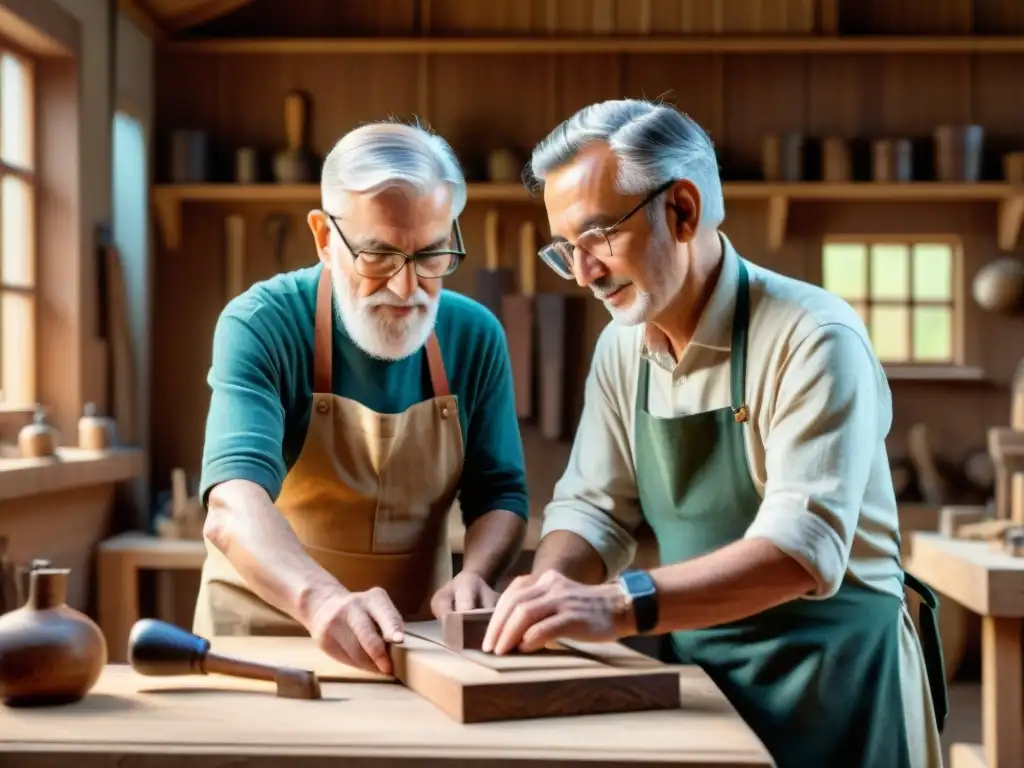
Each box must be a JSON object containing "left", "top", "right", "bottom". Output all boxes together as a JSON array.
[{"left": 96, "top": 532, "right": 206, "bottom": 662}]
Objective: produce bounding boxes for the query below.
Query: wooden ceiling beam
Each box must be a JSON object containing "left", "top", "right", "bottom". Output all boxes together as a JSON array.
[
  {"left": 161, "top": 0, "right": 254, "bottom": 33},
  {"left": 117, "top": 0, "right": 164, "bottom": 41}
]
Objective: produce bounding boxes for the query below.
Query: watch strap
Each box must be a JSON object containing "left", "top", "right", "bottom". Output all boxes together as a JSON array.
[{"left": 618, "top": 568, "right": 659, "bottom": 634}]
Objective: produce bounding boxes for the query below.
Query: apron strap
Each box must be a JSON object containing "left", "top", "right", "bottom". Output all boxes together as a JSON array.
[
  {"left": 730, "top": 259, "right": 750, "bottom": 419},
  {"left": 902, "top": 572, "right": 949, "bottom": 734},
  {"left": 425, "top": 334, "right": 450, "bottom": 397},
  {"left": 314, "top": 265, "right": 334, "bottom": 394},
  {"left": 313, "top": 264, "right": 451, "bottom": 398}
]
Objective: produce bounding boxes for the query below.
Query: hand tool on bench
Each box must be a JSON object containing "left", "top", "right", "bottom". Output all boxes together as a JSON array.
[
  {"left": 500, "top": 221, "right": 537, "bottom": 420},
  {"left": 127, "top": 619, "right": 322, "bottom": 699},
  {"left": 474, "top": 208, "right": 514, "bottom": 322}
]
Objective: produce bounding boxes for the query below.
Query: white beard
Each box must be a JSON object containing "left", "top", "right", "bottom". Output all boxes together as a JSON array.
[
  {"left": 333, "top": 273, "right": 439, "bottom": 361},
  {"left": 596, "top": 245, "right": 681, "bottom": 327}
]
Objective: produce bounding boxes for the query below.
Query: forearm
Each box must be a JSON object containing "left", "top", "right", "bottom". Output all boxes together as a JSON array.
[
  {"left": 531, "top": 530, "right": 608, "bottom": 585},
  {"left": 649, "top": 537, "right": 817, "bottom": 633},
  {"left": 461, "top": 509, "right": 527, "bottom": 585},
  {"left": 205, "top": 479, "right": 341, "bottom": 625}
]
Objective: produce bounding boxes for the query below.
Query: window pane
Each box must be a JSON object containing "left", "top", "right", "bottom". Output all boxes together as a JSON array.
[
  {"left": 870, "top": 244, "right": 909, "bottom": 300},
  {"left": 822, "top": 243, "right": 867, "bottom": 300},
  {"left": 1, "top": 289, "right": 34, "bottom": 405},
  {"left": 871, "top": 306, "right": 909, "bottom": 361},
  {"left": 1, "top": 53, "right": 31, "bottom": 169},
  {"left": 913, "top": 244, "right": 953, "bottom": 301},
  {"left": 913, "top": 306, "right": 953, "bottom": 362},
  {"left": 2, "top": 174, "right": 34, "bottom": 287}
]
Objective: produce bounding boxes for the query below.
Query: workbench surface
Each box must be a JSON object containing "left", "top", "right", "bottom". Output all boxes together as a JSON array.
[{"left": 0, "top": 664, "right": 772, "bottom": 767}]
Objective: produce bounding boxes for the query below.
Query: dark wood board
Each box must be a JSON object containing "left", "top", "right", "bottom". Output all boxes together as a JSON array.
[
  {"left": 394, "top": 620, "right": 682, "bottom": 723},
  {"left": 535, "top": 293, "right": 588, "bottom": 442},
  {"left": 501, "top": 293, "right": 535, "bottom": 419}
]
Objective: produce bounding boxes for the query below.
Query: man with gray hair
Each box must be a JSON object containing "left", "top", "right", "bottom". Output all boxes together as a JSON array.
[
  {"left": 194, "top": 120, "right": 528, "bottom": 677},
  {"left": 482, "top": 100, "right": 944, "bottom": 767}
]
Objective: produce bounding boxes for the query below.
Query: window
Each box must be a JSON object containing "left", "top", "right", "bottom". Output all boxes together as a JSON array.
[
  {"left": 822, "top": 237, "right": 960, "bottom": 365},
  {"left": 0, "top": 50, "right": 35, "bottom": 406}
]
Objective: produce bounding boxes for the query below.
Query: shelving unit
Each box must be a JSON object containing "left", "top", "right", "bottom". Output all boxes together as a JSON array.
[
  {"left": 152, "top": 181, "right": 1024, "bottom": 253},
  {"left": 163, "top": 35, "right": 1024, "bottom": 55}
]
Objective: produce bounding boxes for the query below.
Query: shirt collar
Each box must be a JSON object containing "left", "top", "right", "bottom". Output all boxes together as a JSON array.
[{"left": 640, "top": 232, "right": 742, "bottom": 363}]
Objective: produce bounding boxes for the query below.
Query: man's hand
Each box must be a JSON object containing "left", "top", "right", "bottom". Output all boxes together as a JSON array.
[
  {"left": 305, "top": 587, "right": 404, "bottom": 675},
  {"left": 481, "top": 570, "right": 633, "bottom": 655},
  {"left": 430, "top": 570, "right": 499, "bottom": 618}
]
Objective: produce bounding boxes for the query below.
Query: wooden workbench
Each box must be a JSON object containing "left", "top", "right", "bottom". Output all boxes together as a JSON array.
[
  {"left": 907, "top": 532, "right": 1024, "bottom": 768},
  {"left": 0, "top": 663, "right": 772, "bottom": 767}
]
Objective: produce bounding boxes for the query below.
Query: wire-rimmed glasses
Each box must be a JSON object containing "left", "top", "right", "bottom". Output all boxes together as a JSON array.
[
  {"left": 537, "top": 180, "right": 676, "bottom": 279},
  {"left": 324, "top": 213, "right": 466, "bottom": 279}
]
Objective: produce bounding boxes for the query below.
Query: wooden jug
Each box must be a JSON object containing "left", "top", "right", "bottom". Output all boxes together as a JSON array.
[{"left": 0, "top": 561, "right": 108, "bottom": 706}]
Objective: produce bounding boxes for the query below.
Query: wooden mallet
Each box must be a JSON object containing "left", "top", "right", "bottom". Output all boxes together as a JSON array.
[{"left": 127, "top": 618, "right": 322, "bottom": 699}]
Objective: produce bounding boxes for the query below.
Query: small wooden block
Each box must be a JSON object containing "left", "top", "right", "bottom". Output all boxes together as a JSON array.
[
  {"left": 273, "top": 668, "right": 322, "bottom": 700},
  {"left": 441, "top": 608, "right": 493, "bottom": 650}
]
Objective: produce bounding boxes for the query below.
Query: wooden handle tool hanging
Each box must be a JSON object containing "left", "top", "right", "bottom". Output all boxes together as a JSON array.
[{"left": 475, "top": 207, "right": 514, "bottom": 321}]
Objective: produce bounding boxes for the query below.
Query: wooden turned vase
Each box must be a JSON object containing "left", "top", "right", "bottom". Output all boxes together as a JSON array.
[
  {"left": 78, "top": 402, "right": 114, "bottom": 451},
  {"left": 0, "top": 563, "right": 108, "bottom": 706},
  {"left": 17, "top": 408, "right": 57, "bottom": 458}
]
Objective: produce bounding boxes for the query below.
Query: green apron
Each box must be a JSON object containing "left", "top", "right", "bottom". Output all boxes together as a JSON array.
[{"left": 633, "top": 259, "right": 947, "bottom": 768}]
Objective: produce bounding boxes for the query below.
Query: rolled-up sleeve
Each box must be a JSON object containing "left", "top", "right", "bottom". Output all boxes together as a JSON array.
[
  {"left": 540, "top": 332, "right": 644, "bottom": 577},
  {"left": 745, "top": 322, "right": 887, "bottom": 599}
]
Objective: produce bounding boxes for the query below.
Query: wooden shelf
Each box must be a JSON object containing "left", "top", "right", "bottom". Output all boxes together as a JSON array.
[
  {"left": 152, "top": 182, "right": 1024, "bottom": 253},
  {"left": 0, "top": 447, "right": 145, "bottom": 502},
  {"left": 883, "top": 365, "right": 987, "bottom": 383},
  {"left": 162, "top": 35, "right": 1024, "bottom": 56}
]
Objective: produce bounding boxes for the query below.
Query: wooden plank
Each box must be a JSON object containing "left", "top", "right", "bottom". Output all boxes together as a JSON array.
[
  {"left": 0, "top": 665, "right": 773, "bottom": 766},
  {"left": 394, "top": 622, "right": 681, "bottom": 723}
]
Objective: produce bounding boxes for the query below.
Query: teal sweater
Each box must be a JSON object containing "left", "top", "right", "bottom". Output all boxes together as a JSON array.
[{"left": 199, "top": 263, "right": 529, "bottom": 526}]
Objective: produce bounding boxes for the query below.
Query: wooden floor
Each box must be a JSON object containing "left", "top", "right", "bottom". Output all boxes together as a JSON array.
[{"left": 942, "top": 682, "right": 982, "bottom": 763}]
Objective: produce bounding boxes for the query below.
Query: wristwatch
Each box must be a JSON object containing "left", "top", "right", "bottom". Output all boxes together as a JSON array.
[{"left": 617, "top": 568, "right": 659, "bottom": 634}]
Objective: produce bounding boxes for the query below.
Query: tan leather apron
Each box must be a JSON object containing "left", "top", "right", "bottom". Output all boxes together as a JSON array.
[{"left": 193, "top": 265, "right": 465, "bottom": 637}]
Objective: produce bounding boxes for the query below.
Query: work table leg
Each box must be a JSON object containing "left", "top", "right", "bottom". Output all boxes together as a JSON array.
[{"left": 982, "top": 616, "right": 1023, "bottom": 768}]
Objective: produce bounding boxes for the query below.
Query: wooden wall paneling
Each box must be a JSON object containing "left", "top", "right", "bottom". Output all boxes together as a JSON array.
[
  {"left": 429, "top": 54, "right": 551, "bottom": 177},
  {"left": 619, "top": 55, "right": 717, "bottom": 129},
  {"left": 721, "top": 55, "right": 806, "bottom": 175},
  {"left": 970, "top": 55, "right": 1024, "bottom": 180},
  {"left": 185, "top": 0, "right": 418, "bottom": 38},
  {"left": 973, "top": 0, "right": 1024, "bottom": 35},
  {"left": 553, "top": 54, "right": 619, "bottom": 122},
  {"left": 838, "top": 0, "right": 974, "bottom": 35},
  {"left": 426, "top": 0, "right": 543, "bottom": 35},
  {"left": 804, "top": 54, "right": 869, "bottom": 137},
  {"left": 872, "top": 55, "right": 973, "bottom": 139}
]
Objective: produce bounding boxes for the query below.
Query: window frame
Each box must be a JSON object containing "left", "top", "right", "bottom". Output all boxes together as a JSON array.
[
  {"left": 0, "top": 44, "right": 37, "bottom": 408},
  {"left": 822, "top": 234, "right": 965, "bottom": 368},
  {"left": 0, "top": 0, "right": 83, "bottom": 443}
]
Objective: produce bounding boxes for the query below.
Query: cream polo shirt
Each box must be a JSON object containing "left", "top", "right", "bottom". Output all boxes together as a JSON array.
[
  {"left": 540, "top": 233, "right": 943, "bottom": 767},
  {"left": 541, "top": 232, "right": 905, "bottom": 601}
]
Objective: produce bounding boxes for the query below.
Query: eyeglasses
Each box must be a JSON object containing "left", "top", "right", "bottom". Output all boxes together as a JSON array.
[
  {"left": 324, "top": 212, "right": 466, "bottom": 280},
  {"left": 538, "top": 180, "right": 677, "bottom": 280}
]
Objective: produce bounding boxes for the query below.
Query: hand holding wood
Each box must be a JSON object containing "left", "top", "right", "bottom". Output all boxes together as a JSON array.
[{"left": 127, "top": 618, "right": 321, "bottom": 699}]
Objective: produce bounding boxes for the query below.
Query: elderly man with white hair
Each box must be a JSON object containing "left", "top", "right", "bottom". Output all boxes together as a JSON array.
[
  {"left": 194, "top": 120, "right": 528, "bottom": 677},
  {"left": 481, "top": 100, "right": 946, "bottom": 768}
]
